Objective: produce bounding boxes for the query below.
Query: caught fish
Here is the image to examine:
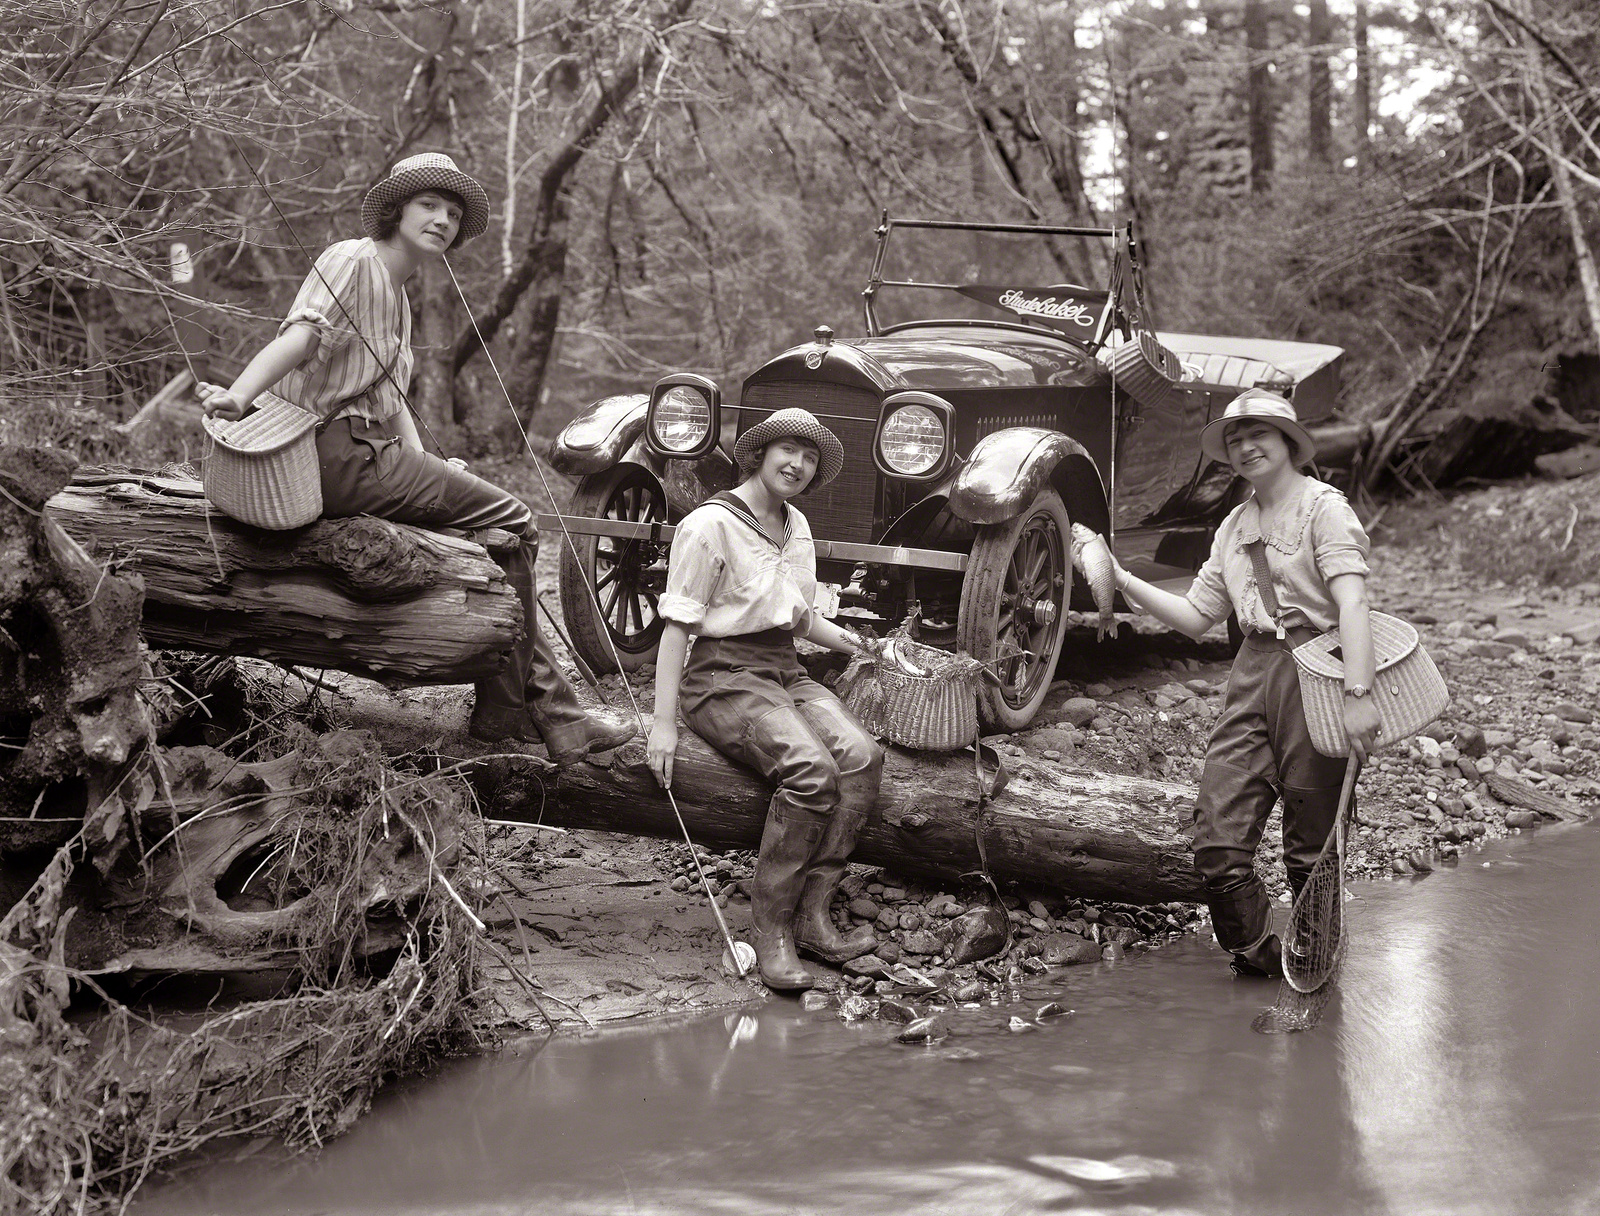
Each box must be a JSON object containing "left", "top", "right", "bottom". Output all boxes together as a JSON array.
[
  {"left": 1069, "top": 523, "right": 1119, "bottom": 640},
  {"left": 879, "top": 637, "right": 932, "bottom": 678}
]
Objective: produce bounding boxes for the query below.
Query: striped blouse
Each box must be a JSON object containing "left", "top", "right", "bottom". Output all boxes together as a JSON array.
[{"left": 274, "top": 238, "right": 412, "bottom": 424}]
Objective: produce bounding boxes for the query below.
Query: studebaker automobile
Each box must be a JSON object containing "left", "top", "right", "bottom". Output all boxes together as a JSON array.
[{"left": 542, "top": 216, "right": 1343, "bottom": 733}]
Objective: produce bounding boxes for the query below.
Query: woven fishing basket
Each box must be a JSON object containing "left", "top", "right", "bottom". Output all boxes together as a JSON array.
[
  {"left": 201, "top": 392, "right": 323, "bottom": 530},
  {"left": 1108, "top": 330, "right": 1183, "bottom": 414},
  {"left": 842, "top": 638, "right": 986, "bottom": 752},
  {"left": 1292, "top": 611, "right": 1449, "bottom": 757}
]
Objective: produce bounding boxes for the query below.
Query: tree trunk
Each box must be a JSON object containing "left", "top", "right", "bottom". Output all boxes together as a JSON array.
[
  {"left": 1307, "top": 0, "right": 1332, "bottom": 166},
  {"left": 1353, "top": 0, "right": 1372, "bottom": 173},
  {"left": 45, "top": 469, "right": 523, "bottom": 686},
  {"left": 416, "top": 257, "right": 458, "bottom": 429},
  {"left": 1246, "top": 0, "right": 1275, "bottom": 193},
  {"left": 470, "top": 729, "right": 1205, "bottom": 906}
]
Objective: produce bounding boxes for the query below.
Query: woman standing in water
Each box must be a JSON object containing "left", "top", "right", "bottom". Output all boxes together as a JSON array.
[
  {"left": 1110, "top": 390, "right": 1381, "bottom": 978},
  {"left": 198, "top": 153, "right": 633, "bottom": 761},
  {"left": 647, "top": 409, "right": 884, "bottom": 993}
]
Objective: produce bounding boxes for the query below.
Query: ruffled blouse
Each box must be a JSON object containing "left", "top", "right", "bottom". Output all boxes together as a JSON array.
[{"left": 1185, "top": 476, "right": 1370, "bottom": 634}]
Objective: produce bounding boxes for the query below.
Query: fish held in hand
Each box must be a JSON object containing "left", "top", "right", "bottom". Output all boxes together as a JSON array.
[{"left": 1069, "top": 523, "right": 1119, "bottom": 640}]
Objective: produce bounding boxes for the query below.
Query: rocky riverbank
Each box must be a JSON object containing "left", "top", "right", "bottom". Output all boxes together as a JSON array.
[{"left": 372, "top": 471, "right": 1600, "bottom": 1030}]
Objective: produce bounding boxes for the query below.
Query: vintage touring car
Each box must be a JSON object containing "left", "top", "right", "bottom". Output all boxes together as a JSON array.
[{"left": 541, "top": 216, "right": 1343, "bottom": 733}]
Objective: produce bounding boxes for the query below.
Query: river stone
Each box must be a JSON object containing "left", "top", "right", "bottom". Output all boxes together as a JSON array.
[
  {"left": 876, "top": 941, "right": 902, "bottom": 964},
  {"left": 897, "top": 1016, "right": 948, "bottom": 1044},
  {"left": 901, "top": 930, "right": 946, "bottom": 957},
  {"left": 879, "top": 998, "right": 919, "bottom": 1024},
  {"left": 1506, "top": 810, "right": 1538, "bottom": 828},
  {"left": 926, "top": 894, "right": 962, "bottom": 917},
  {"left": 1101, "top": 942, "right": 1126, "bottom": 962},
  {"left": 1103, "top": 925, "right": 1140, "bottom": 947},
  {"left": 848, "top": 898, "right": 879, "bottom": 920},
  {"left": 1554, "top": 701, "right": 1596, "bottom": 725},
  {"left": 1036, "top": 1002, "right": 1072, "bottom": 1020},
  {"left": 899, "top": 910, "right": 923, "bottom": 931},
  {"left": 880, "top": 887, "right": 907, "bottom": 903},
  {"left": 1055, "top": 696, "right": 1099, "bottom": 727},
  {"left": 1038, "top": 932, "right": 1102, "bottom": 966},
  {"left": 1008, "top": 1016, "right": 1035, "bottom": 1033},
  {"left": 945, "top": 907, "right": 1009, "bottom": 963},
  {"left": 954, "top": 982, "right": 986, "bottom": 1002},
  {"left": 1455, "top": 725, "right": 1488, "bottom": 757},
  {"left": 875, "top": 908, "right": 900, "bottom": 931},
  {"left": 1471, "top": 641, "right": 1516, "bottom": 659},
  {"left": 842, "top": 954, "right": 890, "bottom": 979},
  {"left": 800, "top": 990, "right": 833, "bottom": 1013}
]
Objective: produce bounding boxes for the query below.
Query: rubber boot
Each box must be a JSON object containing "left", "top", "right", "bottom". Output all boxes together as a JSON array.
[
  {"left": 749, "top": 803, "right": 827, "bottom": 992},
  {"left": 524, "top": 627, "right": 636, "bottom": 762},
  {"left": 1209, "top": 881, "right": 1283, "bottom": 980},
  {"left": 794, "top": 774, "right": 878, "bottom": 964}
]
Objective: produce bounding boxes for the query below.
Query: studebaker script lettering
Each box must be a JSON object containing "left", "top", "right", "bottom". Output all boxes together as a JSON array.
[{"left": 998, "top": 290, "right": 1096, "bottom": 327}]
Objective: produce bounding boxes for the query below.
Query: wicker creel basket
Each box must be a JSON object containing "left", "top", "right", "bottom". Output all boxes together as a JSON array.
[
  {"left": 842, "top": 637, "right": 987, "bottom": 752},
  {"left": 1108, "top": 329, "right": 1183, "bottom": 414},
  {"left": 201, "top": 392, "right": 323, "bottom": 530},
  {"left": 1291, "top": 611, "right": 1449, "bottom": 758}
]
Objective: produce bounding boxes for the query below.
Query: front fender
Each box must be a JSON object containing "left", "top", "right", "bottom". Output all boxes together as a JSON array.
[
  {"left": 948, "top": 427, "right": 1106, "bottom": 527},
  {"left": 548, "top": 393, "right": 649, "bottom": 476}
]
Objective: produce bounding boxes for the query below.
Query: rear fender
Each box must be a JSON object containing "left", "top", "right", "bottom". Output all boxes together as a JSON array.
[
  {"left": 548, "top": 394, "right": 652, "bottom": 476},
  {"left": 948, "top": 427, "right": 1109, "bottom": 535}
]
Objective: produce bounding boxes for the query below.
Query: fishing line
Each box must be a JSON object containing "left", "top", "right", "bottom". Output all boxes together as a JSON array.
[{"left": 441, "top": 256, "right": 751, "bottom": 977}]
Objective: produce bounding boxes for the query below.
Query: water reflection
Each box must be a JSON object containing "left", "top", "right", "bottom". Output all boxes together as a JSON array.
[{"left": 146, "top": 823, "right": 1600, "bottom": 1216}]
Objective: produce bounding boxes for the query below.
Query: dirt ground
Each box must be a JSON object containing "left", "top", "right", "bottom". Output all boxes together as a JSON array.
[{"left": 321, "top": 470, "right": 1600, "bottom": 1034}]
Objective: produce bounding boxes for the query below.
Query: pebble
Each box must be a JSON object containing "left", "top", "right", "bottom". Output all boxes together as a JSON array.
[
  {"left": 1036, "top": 1002, "right": 1073, "bottom": 1020},
  {"left": 954, "top": 982, "right": 986, "bottom": 1002},
  {"left": 944, "top": 906, "right": 1009, "bottom": 964},
  {"left": 1008, "top": 1016, "right": 1036, "bottom": 1033},
  {"left": 1038, "top": 932, "right": 1103, "bottom": 966},
  {"left": 897, "top": 1016, "right": 948, "bottom": 1044},
  {"left": 848, "top": 898, "right": 880, "bottom": 920},
  {"left": 838, "top": 994, "right": 876, "bottom": 1021},
  {"left": 1101, "top": 942, "right": 1126, "bottom": 962},
  {"left": 876, "top": 941, "right": 902, "bottom": 964},
  {"left": 842, "top": 954, "right": 890, "bottom": 979},
  {"left": 800, "top": 990, "right": 833, "bottom": 1012},
  {"left": 1505, "top": 810, "right": 1538, "bottom": 828},
  {"left": 1553, "top": 701, "right": 1595, "bottom": 725},
  {"left": 879, "top": 998, "right": 919, "bottom": 1024},
  {"left": 902, "top": 930, "right": 945, "bottom": 956}
]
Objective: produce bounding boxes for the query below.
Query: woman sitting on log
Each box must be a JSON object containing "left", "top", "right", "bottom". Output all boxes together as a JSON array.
[
  {"left": 647, "top": 409, "right": 885, "bottom": 992},
  {"left": 1108, "top": 390, "right": 1381, "bottom": 978},
  {"left": 197, "top": 154, "right": 633, "bottom": 761}
]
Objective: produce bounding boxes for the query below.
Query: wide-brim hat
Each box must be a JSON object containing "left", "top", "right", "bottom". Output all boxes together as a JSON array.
[
  {"left": 1199, "top": 388, "right": 1317, "bottom": 468},
  {"left": 362, "top": 153, "right": 490, "bottom": 244},
  {"left": 733, "top": 408, "right": 845, "bottom": 489}
]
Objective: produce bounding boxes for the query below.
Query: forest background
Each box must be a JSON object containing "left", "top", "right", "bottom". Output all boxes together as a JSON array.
[{"left": 2, "top": 0, "right": 1597, "bottom": 492}]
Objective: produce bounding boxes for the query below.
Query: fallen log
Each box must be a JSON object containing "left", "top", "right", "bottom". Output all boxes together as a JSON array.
[
  {"left": 469, "top": 726, "right": 1204, "bottom": 905},
  {"left": 46, "top": 468, "right": 523, "bottom": 686}
]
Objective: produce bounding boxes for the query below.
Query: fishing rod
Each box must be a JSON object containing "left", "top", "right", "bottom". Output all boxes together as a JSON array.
[
  {"left": 212, "top": 142, "right": 752, "bottom": 978},
  {"left": 440, "top": 257, "right": 753, "bottom": 978}
]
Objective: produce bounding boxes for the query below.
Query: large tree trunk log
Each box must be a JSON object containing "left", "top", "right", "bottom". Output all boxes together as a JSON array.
[
  {"left": 46, "top": 468, "right": 523, "bottom": 686},
  {"left": 471, "top": 727, "right": 1204, "bottom": 905}
]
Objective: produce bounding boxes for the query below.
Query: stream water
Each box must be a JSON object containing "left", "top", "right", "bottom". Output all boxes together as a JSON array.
[{"left": 149, "top": 819, "right": 1600, "bottom": 1216}]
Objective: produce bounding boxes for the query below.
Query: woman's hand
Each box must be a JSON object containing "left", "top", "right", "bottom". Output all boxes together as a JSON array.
[
  {"left": 445, "top": 456, "right": 469, "bottom": 472},
  {"left": 197, "top": 382, "right": 249, "bottom": 422},
  {"left": 1343, "top": 694, "right": 1381, "bottom": 765},
  {"left": 647, "top": 717, "right": 679, "bottom": 789}
]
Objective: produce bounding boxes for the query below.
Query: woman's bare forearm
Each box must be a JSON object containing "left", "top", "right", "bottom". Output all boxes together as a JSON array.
[
  {"left": 1115, "top": 569, "right": 1217, "bottom": 640},
  {"left": 652, "top": 622, "right": 691, "bottom": 723}
]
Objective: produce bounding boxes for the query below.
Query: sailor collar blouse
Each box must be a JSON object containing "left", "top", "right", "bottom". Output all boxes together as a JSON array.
[
  {"left": 659, "top": 495, "right": 819, "bottom": 637},
  {"left": 1184, "top": 476, "right": 1370, "bottom": 635}
]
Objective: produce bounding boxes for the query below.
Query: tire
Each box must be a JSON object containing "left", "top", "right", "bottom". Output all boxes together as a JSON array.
[
  {"left": 956, "top": 489, "right": 1073, "bottom": 734},
  {"left": 556, "top": 465, "right": 670, "bottom": 675}
]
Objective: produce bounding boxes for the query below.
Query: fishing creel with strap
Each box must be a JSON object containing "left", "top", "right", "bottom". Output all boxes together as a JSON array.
[
  {"left": 1292, "top": 612, "right": 1449, "bottom": 758},
  {"left": 842, "top": 637, "right": 986, "bottom": 752},
  {"left": 1108, "top": 329, "right": 1183, "bottom": 414},
  {"left": 201, "top": 392, "right": 323, "bottom": 530}
]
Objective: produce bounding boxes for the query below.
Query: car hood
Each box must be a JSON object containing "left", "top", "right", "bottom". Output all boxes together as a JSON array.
[{"left": 850, "top": 326, "right": 1104, "bottom": 391}]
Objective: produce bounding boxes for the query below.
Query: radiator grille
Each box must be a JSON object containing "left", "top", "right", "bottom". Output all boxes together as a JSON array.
[
  {"left": 740, "top": 381, "right": 882, "bottom": 543},
  {"left": 976, "top": 413, "right": 1054, "bottom": 440}
]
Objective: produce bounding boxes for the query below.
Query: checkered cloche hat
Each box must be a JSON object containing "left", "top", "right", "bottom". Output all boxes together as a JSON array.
[
  {"left": 733, "top": 408, "right": 845, "bottom": 488},
  {"left": 362, "top": 153, "right": 490, "bottom": 244}
]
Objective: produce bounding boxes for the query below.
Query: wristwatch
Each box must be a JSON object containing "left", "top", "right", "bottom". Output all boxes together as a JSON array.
[{"left": 1345, "top": 684, "right": 1370, "bottom": 698}]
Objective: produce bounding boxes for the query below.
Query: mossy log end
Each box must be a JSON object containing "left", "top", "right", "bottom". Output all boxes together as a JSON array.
[
  {"left": 469, "top": 723, "right": 1204, "bottom": 906},
  {"left": 46, "top": 469, "right": 524, "bottom": 686}
]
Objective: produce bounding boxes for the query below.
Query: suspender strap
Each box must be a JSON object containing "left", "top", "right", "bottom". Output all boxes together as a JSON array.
[
  {"left": 312, "top": 345, "right": 403, "bottom": 435},
  {"left": 1245, "top": 539, "right": 1288, "bottom": 640}
]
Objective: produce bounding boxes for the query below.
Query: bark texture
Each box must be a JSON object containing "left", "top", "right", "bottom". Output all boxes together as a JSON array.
[
  {"left": 45, "top": 468, "right": 522, "bottom": 686},
  {"left": 470, "top": 726, "right": 1205, "bottom": 905}
]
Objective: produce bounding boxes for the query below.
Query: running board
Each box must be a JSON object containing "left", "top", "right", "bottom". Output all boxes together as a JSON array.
[{"left": 536, "top": 514, "right": 969, "bottom": 573}]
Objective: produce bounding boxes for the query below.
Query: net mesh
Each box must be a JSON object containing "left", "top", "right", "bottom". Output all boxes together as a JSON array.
[{"left": 1253, "top": 762, "right": 1359, "bottom": 1034}]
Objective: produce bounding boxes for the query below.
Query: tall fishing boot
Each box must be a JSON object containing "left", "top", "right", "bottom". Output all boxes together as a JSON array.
[
  {"left": 794, "top": 772, "right": 879, "bottom": 964},
  {"left": 1209, "top": 881, "right": 1283, "bottom": 980},
  {"left": 749, "top": 803, "right": 828, "bottom": 992},
  {"left": 525, "top": 619, "right": 636, "bottom": 763}
]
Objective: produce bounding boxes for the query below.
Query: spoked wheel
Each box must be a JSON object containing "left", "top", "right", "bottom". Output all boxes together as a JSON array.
[
  {"left": 956, "top": 489, "right": 1073, "bottom": 733},
  {"left": 557, "top": 464, "right": 670, "bottom": 674}
]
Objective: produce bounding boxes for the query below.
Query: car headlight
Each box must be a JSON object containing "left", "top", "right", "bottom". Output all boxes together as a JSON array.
[
  {"left": 652, "top": 386, "right": 713, "bottom": 453},
  {"left": 879, "top": 403, "right": 946, "bottom": 475}
]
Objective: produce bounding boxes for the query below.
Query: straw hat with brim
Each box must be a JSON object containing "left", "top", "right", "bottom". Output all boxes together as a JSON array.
[
  {"left": 1199, "top": 388, "right": 1317, "bottom": 468},
  {"left": 362, "top": 153, "right": 490, "bottom": 244},
  {"left": 733, "top": 408, "right": 845, "bottom": 488}
]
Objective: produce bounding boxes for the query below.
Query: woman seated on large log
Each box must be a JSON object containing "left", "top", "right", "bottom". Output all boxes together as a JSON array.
[
  {"left": 647, "top": 409, "right": 885, "bottom": 993},
  {"left": 197, "top": 154, "right": 633, "bottom": 761},
  {"left": 1108, "top": 391, "right": 1381, "bottom": 979}
]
